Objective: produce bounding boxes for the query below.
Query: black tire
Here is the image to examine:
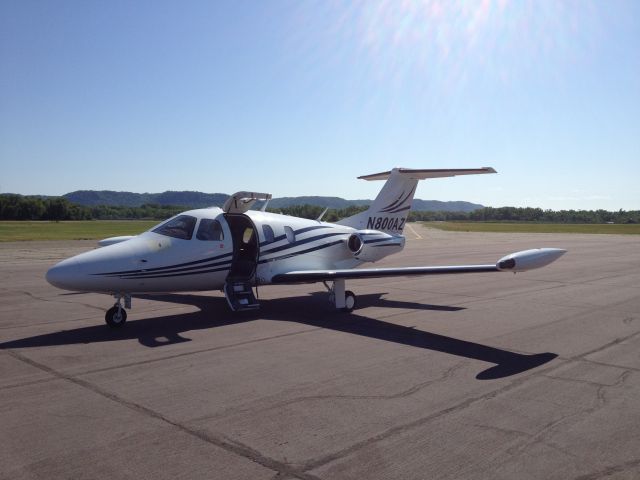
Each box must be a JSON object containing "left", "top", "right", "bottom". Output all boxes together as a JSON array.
[
  {"left": 105, "top": 306, "right": 127, "bottom": 328},
  {"left": 341, "top": 290, "right": 356, "bottom": 313}
]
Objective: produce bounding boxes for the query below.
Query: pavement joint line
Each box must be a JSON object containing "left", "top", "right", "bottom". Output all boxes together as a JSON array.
[
  {"left": 573, "top": 330, "right": 640, "bottom": 359},
  {"left": 572, "top": 458, "right": 640, "bottom": 480},
  {"left": 486, "top": 329, "right": 640, "bottom": 369},
  {"left": 299, "top": 359, "right": 569, "bottom": 473},
  {"left": 71, "top": 326, "right": 325, "bottom": 377},
  {"left": 0, "top": 376, "right": 61, "bottom": 391},
  {"left": 0, "top": 315, "right": 108, "bottom": 331},
  {"left": 5, "top": 348, "right": 323, "bottom": 480}
]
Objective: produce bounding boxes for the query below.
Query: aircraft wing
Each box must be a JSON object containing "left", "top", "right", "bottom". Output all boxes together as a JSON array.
[
  {"left": 271, "top": 248, "right": 566, "bottom": 284},
  {"left": 272, "top": 264, "right": 498, "bottom": 283}
]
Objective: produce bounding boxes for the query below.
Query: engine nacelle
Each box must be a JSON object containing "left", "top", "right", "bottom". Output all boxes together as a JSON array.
[{"left": 346, "top": 231, "right": 405, "bottom": 262}]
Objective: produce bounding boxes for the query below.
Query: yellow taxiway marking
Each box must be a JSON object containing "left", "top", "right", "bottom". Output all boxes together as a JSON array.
[{"left": 406, "top": 223, "right": 423, "bottom": 240}]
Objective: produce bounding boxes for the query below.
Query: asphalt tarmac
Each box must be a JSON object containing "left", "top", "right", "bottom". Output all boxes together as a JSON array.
[{"left": 1, "top": 224, "right": 639, "bottom": 480}]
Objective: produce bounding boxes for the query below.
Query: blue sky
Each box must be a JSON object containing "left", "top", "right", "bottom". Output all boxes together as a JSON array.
[{"left": 1, "top": 0, "right": 639, "bottom": 210}]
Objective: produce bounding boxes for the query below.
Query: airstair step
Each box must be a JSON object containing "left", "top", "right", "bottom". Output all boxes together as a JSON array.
[{"left": 224, "top": 280, "right": 260, "bottom": 312}]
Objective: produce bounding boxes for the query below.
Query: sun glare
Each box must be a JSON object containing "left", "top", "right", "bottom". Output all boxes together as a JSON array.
[{"left": 295, "top": 0, "right": 601, "bottom": 93}]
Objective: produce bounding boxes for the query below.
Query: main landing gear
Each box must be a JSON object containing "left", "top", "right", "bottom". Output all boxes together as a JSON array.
[
  {"left": 105, "top": 293, "right": 131, "bottom": 328},
  {"left": 325, "top": 279, "right": 357, "bottom": 313}
]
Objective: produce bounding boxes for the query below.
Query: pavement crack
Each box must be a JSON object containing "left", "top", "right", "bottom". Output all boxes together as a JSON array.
[
  {"left": 192, "top": 362, "right": 466, "bottom": 424},
  {"left": 17, "top": 290, "right": 104, "bottom": 312},
  {"left": 505, "top": 370, "right": 631, "bottom": 460},
  {"left": 576, "top": 358, "right": 640, "bottom": 374},
  {"left": 300, "top": 360, "right": 562, "bottom": 473},
  {"left": 5, "top": 349, "right": 322, "bottom": 480},
  {"left": 275, "top": 361, "right": 464, "bottom": 403},
  {"left": 541, "top": 370, "right": 633, "bottom": 389}
]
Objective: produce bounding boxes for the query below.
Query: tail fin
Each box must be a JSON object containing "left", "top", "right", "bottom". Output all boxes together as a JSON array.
[{"left": 336, "top": 167, "right": 496, "bottom": 233}]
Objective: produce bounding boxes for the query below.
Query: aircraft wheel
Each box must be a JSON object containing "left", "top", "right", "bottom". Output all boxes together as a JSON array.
[
  {"left": 105, "top": 306, "right": 127, "bottom": 328},
  {"left": 342, "top": 291, "right": 356, "bottom": 313}
]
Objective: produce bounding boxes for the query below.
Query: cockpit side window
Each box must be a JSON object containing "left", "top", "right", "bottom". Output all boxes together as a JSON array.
[
  {"left": 152, "top": 215, "right": 197, "bottom": 240},
  {"left": 262, "top": 224, "right": 275, "bottom": 243},
  {"left": 196, "top": 219, "right": 224, "bottom": 241}
]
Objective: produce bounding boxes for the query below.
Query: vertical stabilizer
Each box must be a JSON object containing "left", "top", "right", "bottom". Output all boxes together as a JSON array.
[{"left": 336, "top": 167, "right": 496, "bottom": 234}]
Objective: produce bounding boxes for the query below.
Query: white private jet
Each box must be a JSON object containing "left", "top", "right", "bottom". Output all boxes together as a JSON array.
[{"left": 46, "top": 168, "right": 566, "bottom": 328}]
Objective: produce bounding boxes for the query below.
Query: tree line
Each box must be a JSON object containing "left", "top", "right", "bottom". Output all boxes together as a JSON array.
[
  {"left": 407, "top": 206, "right": 640, "bottom": 224},
  {"left": 0, "top": 195, "right": 184, "bottom": 220},
  {"left": 1, "top": 194, "right": 638, "bottom": 224}
]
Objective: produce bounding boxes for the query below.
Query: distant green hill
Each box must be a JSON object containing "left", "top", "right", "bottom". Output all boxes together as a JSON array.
[
  {"left": 63, "top": 190, "right": 484, "bottom": 212},
  {"left": 63, "top": 190, "right": 229, "bottom": 208}
]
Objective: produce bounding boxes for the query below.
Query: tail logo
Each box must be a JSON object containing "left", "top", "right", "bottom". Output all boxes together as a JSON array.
[{"left": 379, "top": 185, "right": 416, "bottom": 214}]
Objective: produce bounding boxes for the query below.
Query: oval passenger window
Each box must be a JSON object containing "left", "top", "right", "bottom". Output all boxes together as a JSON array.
[{"left": 284, "top": 226, "right": 295, "bottom": 243}]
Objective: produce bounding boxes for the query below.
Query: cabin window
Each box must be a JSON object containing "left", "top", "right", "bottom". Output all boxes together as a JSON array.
[
  {"left": 262, "top": 224, "right": 275, "bottom": 243},
  {"left": 196, "top": 219, "right": 224, "bottom": 241},
  {"left": 284, "top": 226, "right": 295, "bottom": 243},
  {"left": 152, "top": 215, "right": 197, "bottom": 240},
  {"left": 242, "top": 227, "right": 254, "bottom": 244}
]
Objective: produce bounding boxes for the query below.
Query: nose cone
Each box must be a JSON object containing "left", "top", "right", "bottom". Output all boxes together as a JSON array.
[
  {"left": 46, "top": 258, "right": 84, "bottom": 291},
  {"left": 46, "top": 239, "right": 141, "bottom": 293}
]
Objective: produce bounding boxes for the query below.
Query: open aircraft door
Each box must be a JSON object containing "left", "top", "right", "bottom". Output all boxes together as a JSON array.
[{"left": 222, "top": 192, "right": 271, "bottom": 311}]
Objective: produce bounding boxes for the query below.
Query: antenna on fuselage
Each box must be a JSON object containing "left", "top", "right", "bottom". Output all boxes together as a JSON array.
[
  {"left": 260, "top": 198, "right": 270, "bottom": 212},
  {"left": 316, "top": 207, "right": 328, "bottom": 222}
]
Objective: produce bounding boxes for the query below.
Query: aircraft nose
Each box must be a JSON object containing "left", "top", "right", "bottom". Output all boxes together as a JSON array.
[{"left": 46, "top": 258, "right": 83, "bottom": 291}]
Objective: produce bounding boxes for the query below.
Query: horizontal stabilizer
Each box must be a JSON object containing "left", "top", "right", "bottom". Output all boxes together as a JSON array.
[{"left": 358, "top": 167, "right": 496, "bottom": 181}]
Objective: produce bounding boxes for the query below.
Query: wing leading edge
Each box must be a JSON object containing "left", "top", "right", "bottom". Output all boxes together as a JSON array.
[
  {"left": 271, "top": 264, "right": 498, "bottom": 284},
  {"left": 271, "top": 248, "right": 566, "bottom": 284}
]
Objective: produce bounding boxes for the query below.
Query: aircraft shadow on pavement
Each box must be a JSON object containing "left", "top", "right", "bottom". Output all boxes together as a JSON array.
[{"left": 0, "top": 292, "right": 557, "bottom": 380}]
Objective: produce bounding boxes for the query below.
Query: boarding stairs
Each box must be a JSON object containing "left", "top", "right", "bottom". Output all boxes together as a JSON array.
[{"left": 224, "top": 280, "right": 260, "bottom": 312}]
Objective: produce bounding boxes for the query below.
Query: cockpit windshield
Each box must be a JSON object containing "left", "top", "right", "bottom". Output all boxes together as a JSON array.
[{"left": 152, "top": 215, "right": 197, "bottom": 240}]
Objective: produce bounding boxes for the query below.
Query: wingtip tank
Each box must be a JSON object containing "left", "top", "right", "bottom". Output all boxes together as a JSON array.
[{"left": 497, "top": 248, "right": 566, "bottom": 272}]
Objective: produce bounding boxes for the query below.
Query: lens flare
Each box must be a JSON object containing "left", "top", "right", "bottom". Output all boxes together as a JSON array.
[{"left": 290, "top": 0, "right": 602, "bottom": 97}]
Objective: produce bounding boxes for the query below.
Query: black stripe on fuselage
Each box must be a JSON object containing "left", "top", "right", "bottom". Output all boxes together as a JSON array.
[
  {"left": 95, "top": 251, "right": 233, "bottom": 276},
  {"left": 364, "top": 237, "right": 395, "bottom": 244},
  {"left": 259, "top": 239, "right": 344, "bottom": 264},
  {"left": 115, "top": 260, "right": 233, "bottom": 279},
  {"left": 259, "top": 225, "right": 331, "bottom": 247},
  {"left": 95, "top": 227, "right": 342, "bottom": 278},
  {"left": 261, "top": 232, "right": 346, "bottom": 256},
  {"left": 116, "top": 265, "right": 232, "bottom": 280}
]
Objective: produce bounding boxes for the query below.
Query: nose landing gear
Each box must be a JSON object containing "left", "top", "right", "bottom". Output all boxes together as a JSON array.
[{"left": 105, "top": 293, "right": 131, "bottom": 328}]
